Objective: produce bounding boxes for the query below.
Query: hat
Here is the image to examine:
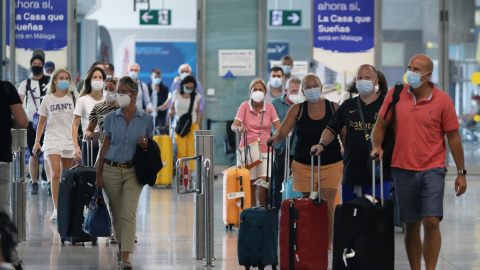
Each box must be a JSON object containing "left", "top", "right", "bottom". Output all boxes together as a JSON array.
[
  {"left": 32, "top": 48, "right": 45, "bottom": 59},
  {"left": 44, "top": 61, "right": 55, "bottom": 71}
]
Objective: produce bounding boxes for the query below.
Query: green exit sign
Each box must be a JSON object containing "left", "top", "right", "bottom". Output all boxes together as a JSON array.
[
  {"left": 270, "top": 10, "right": 302, "bottom": 26},
  {"left": 140, "top": 9, "right": 171, "bottom": 25}
]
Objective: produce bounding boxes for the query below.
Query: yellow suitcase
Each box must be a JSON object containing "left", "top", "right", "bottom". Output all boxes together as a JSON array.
[
  {"left": 153, "top": 135, "right": 173, "bottom": 187},
  {"left": 223, "top": 167, "right": 251, "bottom": 230}
]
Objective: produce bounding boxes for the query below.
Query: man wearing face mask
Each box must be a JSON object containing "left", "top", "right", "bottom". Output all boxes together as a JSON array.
[
  {"left": 148, "top": 69, "right": 170, "bottom": 133},
  {"left": 270, "top": 77, "right": 300, "bottom": 208},
  {"left": 372, "top": 55, "right": 466, "bottom": 270},
  {"left": 280, "top": 55, "right": 296, "bottom": 90},
  {"left": 311, "top": 64, "right": 391, "bottom": 203},
  {"left": 170, "top": 64, "right": 205, "bottom": 113},
  {"left": 18, "top": 53, "right": 51, "bottom": 195},
  {"left": 128, "top": 63, "right": 153, "bottom": 114},
  {"left": 264, "top": 66, "right": 284, "bottom": 103}
]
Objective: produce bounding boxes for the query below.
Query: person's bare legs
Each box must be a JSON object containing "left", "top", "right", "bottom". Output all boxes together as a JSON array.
[
  {"left": 423, "top": 216, "right": 441, "bottom": 270},
  {"left": 29, "top": 156, "right": 39, "bottom": 184},
  {"left": 257, "top": 176, "right": 267, "bottom": 206},
  {"left": 46, "top": 155, "right": 61, "bottom": 209},
  {"left": 405, "top": 220, "right": 422, "bottom": 270},
  {"left": 320, "top": 188, "right": 338, "bottom": 250},
  {"left": 44, "top": 158, "right": 51, "bottom": 183}
]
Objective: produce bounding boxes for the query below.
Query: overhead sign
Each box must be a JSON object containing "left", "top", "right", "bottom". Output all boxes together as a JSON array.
[
  {"left": 6, "top": 0, "right": 68, "bottom": 50},
  {"left": 139, "top": 9, "right": 171, "bottom": 25},
  {"left": 313, "top": 0, "right": 375, "bottom": 76},
  {"left": 218, "top": 50, "right": 256, "bottom": 76},
  {"left": 270, "top": 10, "right": 302, "bottom": 26},
  {"left": 269, "top": 60, "right": 309, "bottom": 77},
  {"left": 314, "top": 0, "right": 374, "bottom": 53}
]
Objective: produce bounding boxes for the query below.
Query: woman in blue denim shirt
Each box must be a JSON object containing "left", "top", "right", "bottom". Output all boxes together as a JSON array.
[{"left": 96, "top": 76, "right": 153, "bottom": 269}]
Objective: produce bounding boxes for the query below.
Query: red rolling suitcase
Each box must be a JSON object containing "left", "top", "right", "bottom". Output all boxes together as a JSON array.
[{"left": 279, "top": 154, "right": 328, "bottom": 270}]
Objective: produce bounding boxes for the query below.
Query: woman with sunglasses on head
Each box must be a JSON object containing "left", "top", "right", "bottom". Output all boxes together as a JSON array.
[
  {"left": 32, "top": 69, "right": 79, "bottom": 221},
  {"left": 72, "top": 67, "right": 106, "bottom": 164},
  {"left": 96, "top": 76, "right": 153, "bottom": 269}
]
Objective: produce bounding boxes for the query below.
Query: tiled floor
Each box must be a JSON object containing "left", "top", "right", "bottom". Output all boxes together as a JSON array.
[{"left": 15, "top": 175, "right": 480, "bottom": 269}]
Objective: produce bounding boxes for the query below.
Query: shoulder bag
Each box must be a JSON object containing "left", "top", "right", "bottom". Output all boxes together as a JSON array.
[
  {"left": 175, "top": 93, "right": 196, "bottom": 137},
  {"left": 236, "top": 105, "right": 265, "bottom": 170}
]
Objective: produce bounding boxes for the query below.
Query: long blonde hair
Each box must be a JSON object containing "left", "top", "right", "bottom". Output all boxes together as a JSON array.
[{"left": 48, "top": 69, "right": 75, "bottom": 97}]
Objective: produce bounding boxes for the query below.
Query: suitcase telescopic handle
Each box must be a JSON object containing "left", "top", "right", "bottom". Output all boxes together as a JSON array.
[
  {"left": 86, "top": 136, "right": 93, "bottom": 167},
  {"left": 371, "top": 154, "right": 384, "bottom": 206},
  {"left": 284, "top": 133, "right": 291, "bottom": 182},
  {"left": 310, "top": 151, "right": 321, "bottom": 195}
]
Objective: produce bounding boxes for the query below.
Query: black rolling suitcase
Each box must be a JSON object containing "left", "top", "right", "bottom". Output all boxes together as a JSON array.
[
  {"left": 237, "top": 144, "right": 278, "bottom": 270},
  {"left": 58, "top": 137, "right": 98, "bottom": 246},
  {"left": 333, "top": 158, "right": 394, "bottom": 270}
]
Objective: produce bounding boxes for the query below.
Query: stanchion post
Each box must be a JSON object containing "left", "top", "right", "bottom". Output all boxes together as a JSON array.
[{"left": 10, "top": 129, "right": 26, "bottom": 241}]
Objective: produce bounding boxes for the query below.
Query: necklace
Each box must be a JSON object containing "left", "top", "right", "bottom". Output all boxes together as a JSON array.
[{"left": 90, "top": 93, "right": 103, "bottom": 101}]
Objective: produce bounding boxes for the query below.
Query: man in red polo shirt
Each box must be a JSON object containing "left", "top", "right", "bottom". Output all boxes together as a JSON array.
[{"left": 372, "top": 54, "right": 467, "bottom": 270}]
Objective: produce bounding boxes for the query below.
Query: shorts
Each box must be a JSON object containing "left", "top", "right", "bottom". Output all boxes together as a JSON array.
[
  {"left": 248, "top": 153, "right": 272, "bottom": 180},
  {"left": 44, "top": 149, "right": 74, "bottom": 159},
  {"left": 391, "top": 167, "right": 446, "bottom": 224},
  {"left": 27, "top": 121, "right": 44, "bottom": 156},
  {"left": 291, "top": 160, "right": 343, "bottom": 192}
]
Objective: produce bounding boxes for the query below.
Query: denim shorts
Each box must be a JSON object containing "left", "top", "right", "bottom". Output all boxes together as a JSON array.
[{"left": 391, "top": 167, "right": 446, "bottom": 223}]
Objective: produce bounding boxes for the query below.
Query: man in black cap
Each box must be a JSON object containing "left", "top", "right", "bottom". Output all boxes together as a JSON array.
[{"left": 17, "top": 52, "right": 51, "bottom": 195}]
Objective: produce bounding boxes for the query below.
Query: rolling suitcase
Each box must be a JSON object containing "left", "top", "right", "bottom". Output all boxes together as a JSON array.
[
  {"left": 390, "top": 183, "right": 405, "bottom": 232},
  {"left": 282, "top": 134, "right": 301, "bottom": 201},
  {"left": 58, "top": 137, "right": 98, "bottom": 246},
  {"left": 279, "top": 153, "right": 328, "bottom": 270},
  {"left": 238, "top": 144, "right": 278, "bottom": 270},
  {"left": 153, "top": 134, "right": 173, "bottom": 187},
  {"left": 224, "top": 132, "right": 252, "bottom": 230},
  {"left": 332, "top": 158, "right": 394, "bottom": 270}
]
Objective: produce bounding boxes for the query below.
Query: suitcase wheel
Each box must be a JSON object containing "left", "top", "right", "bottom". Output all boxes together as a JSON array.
[
  {"left": 92, "top": 239, "right": 97, "bottom": 246},
  {"left": 81, "top": 242, "right": 85, "bottom": 246},
  {"left": 167, "top": 184, "right": 171, "bottom": 189},
  {"left": 72, "top": 240, "right": 76, "bottom": 246},
  {"left": 61, "top": 238, "right": 65, "bottom": 245},
  {"left": 228, "top": 224, "right": 233, "bottom": 231}
]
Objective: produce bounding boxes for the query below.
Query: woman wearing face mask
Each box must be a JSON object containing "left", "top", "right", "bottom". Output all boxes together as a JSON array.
[
  {"left": 72, "top": 67, "right": 106, "bottom": 164},
  {"left": 84, "top": 77, "right": 120, "bottom": 167},
  {"left": 96, "top": 76, "right": 154, "bottom": 269},
  {"left": 168, "top": 75, "right": 201, "bottom": 179},
  {"left": 267, "top": 73, "right": 344, "bottom": 249},
  {"left": 231, "top": 78, "right": 281, "bottom": 207},
  {"left": 32, "top": 69, "right": 79, "bottom": 220}
]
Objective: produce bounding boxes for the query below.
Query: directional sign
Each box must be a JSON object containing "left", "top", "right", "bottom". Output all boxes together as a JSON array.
[
  {"left": 269, "top": 10, "right": 302, "bottom": 27},
  {"left": 139, "top": 9, "right": 171, "bottom": 25}
]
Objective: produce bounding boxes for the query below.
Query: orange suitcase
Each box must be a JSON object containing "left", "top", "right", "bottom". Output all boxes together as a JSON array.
[
  {"left": 222, "top": 166, "right": 251, "bottom": 230},
  {"left": 153, "top": 135, "right": 173, "bottom": 187}
]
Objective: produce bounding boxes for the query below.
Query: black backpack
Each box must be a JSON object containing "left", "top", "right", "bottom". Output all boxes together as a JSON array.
[{"left": 175, "top": 93, "right": 196, "bottom": 137}]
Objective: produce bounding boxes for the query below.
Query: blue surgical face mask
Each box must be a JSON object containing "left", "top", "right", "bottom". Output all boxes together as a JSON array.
[
  {"left": 356, "top": 80, "right": 374, "bottom": 95},
  {"left": 183, "top": 87, "right": 193, "bottom": 94},
  {"left": 304, "top": 88, "right": 322, "bottom": 102},
  {"left": 153, "top": 78, "right": 161, "bottom": 85},
  {"left": 57, "top": 80, "right": 69, "bottom": 91},
  {"left": 406, "top": 70, "right": 428, "bottom": 88},
  {"left": 129, "top": 71, "right": 138, "bottom": 79},
  {"left": 282, "top": 65, "right": 292, "bottom": 75},
  {"left": 270, "top": 78, "right": 282, "bottom": 88}
]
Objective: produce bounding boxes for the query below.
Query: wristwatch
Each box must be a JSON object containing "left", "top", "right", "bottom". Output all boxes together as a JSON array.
[{"left": 457, "top": 169, "right": 467, "bottom": 175}]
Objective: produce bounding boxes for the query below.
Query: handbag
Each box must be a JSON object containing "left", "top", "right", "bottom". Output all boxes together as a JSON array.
[
  {"left": 134, "top": 139, "right": 163, "bottom": 186},
  {"left": 236, "top": 108, "right": 264, "bottom": 170},
  {"left": 82, "top": 188, "right": 111, "bottom": 237},
  {"left": 27, "top": 82, "right": 41, "bottom": 130},
  {"left": 175, "top": 93, "right": 196, "bottom": 137}
]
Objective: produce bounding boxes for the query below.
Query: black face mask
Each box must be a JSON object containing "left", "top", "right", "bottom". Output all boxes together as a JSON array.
[{"left": 31, "top": 66, "right": 43, "bottom": 75}]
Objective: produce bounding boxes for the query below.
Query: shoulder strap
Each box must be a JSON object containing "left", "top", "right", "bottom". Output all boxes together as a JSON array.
[
  {"left": 356, "top": 97, "right": 372, "bottom": 151},
  {"left": 258, "top": 106, "right": 265, "bottom": 140},
  {"left": 71, "top": 91, "right": 76, "bottom": 108},
  {"left": 187, "top": 93, "right": 196, "bottom": 114},
  {"left": 330, "top": 100, "right": 336, "bottom": 115},
  {"left": 384, "top": 82, "right": 403, "bottom": 122},
  {"left": 294, "top": 102, "right": 303, "bottom": 122}
]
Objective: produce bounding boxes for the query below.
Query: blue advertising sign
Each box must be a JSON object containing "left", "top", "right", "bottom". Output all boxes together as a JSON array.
[
  {"left": 313, "top": 0, "right": 374, "bottom": 53},
  {"left": 135, "top": 41, "right": 196, "bottom": 90},
  {"left": 6, "top": 0, "right": 68, "bottom": 50},
  {"left": 268, "top": 42, "right": 289, "bottom": 62}
]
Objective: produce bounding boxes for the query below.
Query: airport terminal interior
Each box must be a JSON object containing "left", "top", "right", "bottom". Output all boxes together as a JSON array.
[{"left": 2, "top": 0, "right": 480, "bottom": 269}]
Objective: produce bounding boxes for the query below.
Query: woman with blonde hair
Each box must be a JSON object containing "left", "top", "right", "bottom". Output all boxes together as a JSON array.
[
  {"left": 32, "top": 69, "right": 79, "bottom": 220},
  {"left": 231, "top": 78, "right": 281, "bottom": 207},
  {"left": 72, "top": 67, "right": 106, "bottom": 164},
  {"left": 268, "top": 73, "right": 344, "bottom": 250}
]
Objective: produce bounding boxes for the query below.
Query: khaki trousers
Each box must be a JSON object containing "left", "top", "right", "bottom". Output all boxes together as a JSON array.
[{"left": 102, "top": 164, "right": 144, "bottom": 252}]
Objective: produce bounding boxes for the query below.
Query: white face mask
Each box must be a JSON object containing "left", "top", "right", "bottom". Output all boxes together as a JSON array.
[
  {"left": 180, "top": 72, "right": 190, "bottom": 80},
  {"left": 91, "top": 81, "right": 104, "bottom": 91},
  {"left": 117, "top": 93, "right": 131, "bottom": 107},
  {"left": 251, "top": 91, "right": 265, "bottom": 103},
  {"left": 104, "top": 91, "right": 116, "bottom": 103},
  {"left": 288, "top": 93, "right": 299, "bottom": 104}
]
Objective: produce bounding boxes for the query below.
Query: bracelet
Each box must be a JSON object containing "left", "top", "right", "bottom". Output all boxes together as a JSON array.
[{"left": 318, "top": 142, "right": 327, "bottom": 149}]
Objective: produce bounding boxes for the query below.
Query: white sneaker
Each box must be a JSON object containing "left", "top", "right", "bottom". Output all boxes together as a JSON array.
[{"left": 50, "top": 209, "right": 57, "bottom": 221}]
